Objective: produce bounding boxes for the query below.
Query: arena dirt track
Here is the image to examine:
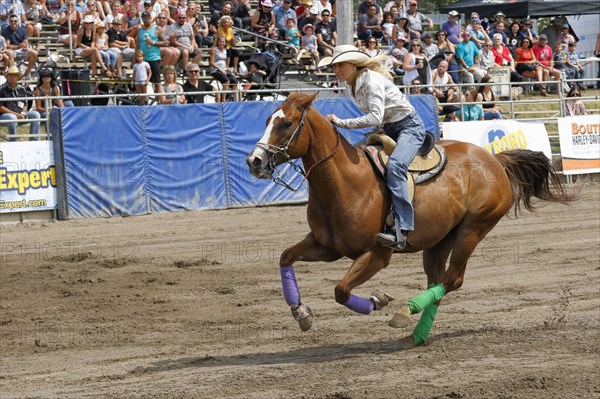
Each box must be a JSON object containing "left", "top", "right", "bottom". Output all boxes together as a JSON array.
[{"left": 1, "top": 183, "right": 599, "bottom": 399}]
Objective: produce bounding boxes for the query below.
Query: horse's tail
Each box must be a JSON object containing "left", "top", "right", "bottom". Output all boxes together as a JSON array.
[{"left": 495, "top": 149, "right": 580, "bottom": 217}]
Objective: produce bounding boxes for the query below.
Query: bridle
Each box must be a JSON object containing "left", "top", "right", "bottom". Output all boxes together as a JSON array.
[{"left": 255, "top": 107, "right": 341, "bottom": 192}]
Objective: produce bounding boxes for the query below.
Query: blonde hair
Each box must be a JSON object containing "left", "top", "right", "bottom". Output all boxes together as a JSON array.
[{"left": 346, "top": 53, "right": 393, "bottom": 86}]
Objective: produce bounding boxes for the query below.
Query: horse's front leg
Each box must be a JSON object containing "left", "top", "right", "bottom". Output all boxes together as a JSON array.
[
  {"left": 335, "top": 249, "right": 394, "bottom": 315},
  {"left": 280, "top": 232, "right": 342, "bottom": 331}
]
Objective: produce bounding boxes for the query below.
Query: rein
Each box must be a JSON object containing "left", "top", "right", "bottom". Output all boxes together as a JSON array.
[{"left": 261, "top": 107, "right": 341, "bottom": 192}]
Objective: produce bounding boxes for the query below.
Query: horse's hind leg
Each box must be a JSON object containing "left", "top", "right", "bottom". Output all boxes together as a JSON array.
[{"left": 280, "top": 232, "right": 342, "bottom": 331}]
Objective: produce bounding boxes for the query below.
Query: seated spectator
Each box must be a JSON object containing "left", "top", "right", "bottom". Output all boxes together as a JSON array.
[
  {"left": 45, "top": 0, "right": 63, "bottom": 23},
  {"left": 409, "top": 77, "right": 423, "bottom": 94},
  {"left": 422, "top": 32, "right": 438, "bottom": 60},
  {"left": 566, "top": 41, "right": 585, "bottom": 83},
  {"left": 295, "top": 0, "right": 313, "bottom": 20},
  {"left": 436, "top": 30, "right": 458, "bottom": 84},
  {"left": 514, "top": 37, "right": 548, "bottom": 96},
  {"left": 559, "top": 23, "right": 575, "bottom": 46},
  {"left": 357, "top": 0, "right": 381, "bottom": 21},
  {"left": 213, "top": 15, "right": 239, "bottom": 72},
  {"left": 107, "top": 17, "right": 135, "bottom": 66},
  {"left": 315, "top": 10, "right": 336, "bottom": 56},
  {"left": 532, "top": 34, "right": 562, "bottom": 90},
  {"left": 131, "top": 49, "right": 151, "bottom": 105},
  {"left": 94, "top": 21, "right": 120, "bottom": 77},
  {"left": 517, "top": 18, "right": 538, "bottom": 43},
  {"left": 242, "top": 61, "right": 267, "bottom": 100},
  {"left": 363, "top": 35, "right": 381, "bottom": 57},
  {"left": 486, "top": 10, "right": 505, "bottom": 34},
  {"left": 273, "top": 0, "right": 296, "bottom": 40},
  {"left": 441, "top": 10, "right": 460, "bottom": 45},
  {"left": 297, "top": 7, "right": 318, "bottom": 37},
  {"left": 406, "top": 0, "right": 432, "bottom": 40},
  {"left": 233, "top": 0, "right": 252, "bottom": 29},
  {"left": 477, "top": 75, "right": 502, "bottom": 120},
  {"left": 0, "top": 33, "right": 14, "bottom": 66},
  {"left": 209, "top": 35, "right": 238, "bottom": 102},
  {"left": 553, "top": 42, "right": 575, "bottom": 90},
  {"left": 488, "top": 21, "right": 507, "bottom": 45},
  {"left": 357, "top": 3, "right": 383, "bottom": 42},
  {"left": 479, "top": 40, "right": 495, "bottom": 72},
  {"left": 57, "top": 0, "right": 81, "bottom": 46},
  {"left": 140, "top": 1, "right": 156, "bottom": 23},
  {"left": 124, "top": 4, "right": 141, "bottom": 39},
  {"left": 34, "top": 69, "right": 73, "bottom": 122},
  {"left": 296, "top": 24, "right": 320, "bottom": 72},
  {"left": 564, "top": 85, "right": 586, "bottom": 116},
  {"left": 23, "top": 0, "right": 46, "bottom": 39},
  {"left": 506, "top": 21, "right": 521, "bottom": 56},
  {"left": 490, "top": 33, "right": 522, "bottom": 82},
  {"left": 285, "top": 17, "right": 300, "bottom": 50},
  {"left": 455, "top": 31, "right": 485, "bottom": 84},
  {"left": 250, "top": 0, "right": 278, "bottom": 51},
  {"left": 431, "top": 60, "right": 458, "bottom": 104},
  {"left": 83, "top": 0, "right": 103, "bottom": 23},
  {"left": 104, "top": 0, "right": 123, "bottom": 27},
  {"left": 311, "top": 0, "right": 332, "bottom": 22},
  {"left": 456, "top": 88, "right": 484, "bottom": 121},
  {"left": 1, "top": 14, "right": 38, "bottom": 79},
  {"left": 440, "top": 104, "right": 459, "bottom": 122},
  {"left": 403, "top": 39, "right": 431, "bottom": 87},
  {"left": 76, "top": 15, "right": 110, "bottom": 76},
  {"left": 391, "top": 13, "right": 410, "bottom": 43},
  {"left": 183, "top": 63, "right": 216, "bottom": 103},
  {"left": 168, "top": 12, "right": 202, "bottom": 71},
  {"left": 157, "top": 64, "right": 186, "bottom": 104},
  {"left": 469, "top": 18, "right": 490, "bottom": 50},
  {"left": 155, "top": 11, "right": 180, "bottom": 66},
  {"left": 0, "top": 66, "right": 40, "bottom": 141},
  {"left": 388, "top": 46, "right": 405, "bottom": 76},
  {"left": 189, "top": 4, "right": 211, "bottom": 47}
]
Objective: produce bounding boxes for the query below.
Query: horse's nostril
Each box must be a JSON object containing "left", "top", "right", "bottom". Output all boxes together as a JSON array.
[{"left": 251, "top": 157, "right": 262, "bottom": 166}]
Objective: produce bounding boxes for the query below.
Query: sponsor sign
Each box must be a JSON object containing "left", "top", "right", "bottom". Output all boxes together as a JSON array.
[
  {"left": 441, "top": 120, "right": 552, "bottom": 159},
  {"left": 486, "top": 66, "right": 511, "bottom": 98},
  {"left": 557, "top": 114, "right": 600, "bottom": 175},
  {"left": 0, "top": 142, "right": 57, "bottom": 213}
]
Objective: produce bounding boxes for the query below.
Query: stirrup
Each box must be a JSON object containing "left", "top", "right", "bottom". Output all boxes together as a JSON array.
[
  {"left": 370, "top": 290, "right": 395, "bottom": 311},
  {"left": 291, "top": 303, "right": 313, "bottom": 332},
  {"left": 375, "top": 232, "right": 407, "bottom": 251}
]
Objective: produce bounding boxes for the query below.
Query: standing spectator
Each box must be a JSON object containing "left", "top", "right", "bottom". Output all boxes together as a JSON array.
[
  {"left": 34, "top": 68, "right": 73, "bottom": 122},
  {"left": 209, "top": 35, "right": 238, "bottom": 102},
  {"left": 514, "top": 37, "right": 548, "bottom": 96},
  {"left": 406, "top": 0, "right": 432, "bottom": 40},
  {"left": 357, "top": 4, "right": 382, "bottom": 42},
  {"left": 131, "top": 49, "right": 150, "bottom": 104},
  {"left": 233, "top": 0, "right": 251, "bottom": 29},
  {"left": 315, "top": 9, "right": 335, "bottom": 57},
  {"left": 155, "top": 11, "right": 179, "bottom": 66},
  {"left": 107, "top": 17, "right": 135, "bottom": 65},
  {"left": 0, "top": 66, "right": 40, "bottom": 141},
  {"left": 564, "top": 85, "right": 586, "bottom": 116},
  {"left": 136, "top": 10, "right": 167, "bottom": 93},
  {"left": 456, "top": 88, "right": 483, "bottom": 121},
  {"left": 440, "top": 10, "right": 460, "bottom": 45},
  {"left": 517, "top": 18, "right": 538, "bottom": 43},
  {"left": 421, "top": 32, "right": 437, "bottom": 60},
  {"left": 168, "top": 12, "right": 202, "bottom": 71},
  {"left": 540, "top": 16, "right": 566, "bottom": 49},
  {"left": 455, "top": 31, "right": 484, "bottom": 84},
  {"left": 436, "top": 30, "right": 458, "bottom": 84},
  {"left": 532, "top": 34, "right": 562, "bottom": 88},
  {"left": 357, "top": 0, "right": 381, "bottom": 21},
  {"left": 477, "top": 75, "right": 502, "bottom": 120},
  {"left": 2, "top": 14, "right": 38, "bottom": 79},
  {"left": 273, "top": 0, "right": 295, "bottom": 40},
  {"left": 183, "top": 62, "right": 215, "bottom": 103},
  {"left": 403, "top": 39, "right": 431, "bottom": 87},
  {"left": 57, "top": 0, "right": 81, "bottom": 46},
  {"left": 490, "top": 33, "right": 522, "bottom": 82},
  {"left": 565, "top": 41, "right": 585, "bottom": 83},
  {"left": 250, "top": 0, "right": 277, "bottom": 51},
  {"left": 559, "top": 23, "right": 575, "bottom": 46},
  {"left": 157, "top": 64, "right": 186, "bottom": 104},
  {"left": 285, "top": 17, "right": 299, "bottom": 49}
]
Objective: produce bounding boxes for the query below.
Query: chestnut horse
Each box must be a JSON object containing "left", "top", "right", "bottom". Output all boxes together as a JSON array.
[{"left": 246, "top": 92, "right": 577, "bottom": 347}]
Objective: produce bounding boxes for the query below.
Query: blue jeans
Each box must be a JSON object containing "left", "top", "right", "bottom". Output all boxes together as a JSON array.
[
  {"left": 383, "top": 111, "right": 426, "bottom": 232},
  {"left": 1, "top": 111, "right": 41, "bottom": 141}
]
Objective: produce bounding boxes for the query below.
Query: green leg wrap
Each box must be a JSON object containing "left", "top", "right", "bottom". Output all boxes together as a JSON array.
[
  {"left": 412, "top": 303, "right": 439, "bottom": 346},
  {"left": 408, "top": 284, "right": 445, "bottom": 314}
]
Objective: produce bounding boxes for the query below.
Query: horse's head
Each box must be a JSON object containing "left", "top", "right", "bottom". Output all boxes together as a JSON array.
[{"left": 246, "top": 92, "right": 317, "bottom": 179}]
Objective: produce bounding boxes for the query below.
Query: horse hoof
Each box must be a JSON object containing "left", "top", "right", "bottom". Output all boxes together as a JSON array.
[
  {"left": 291, "top": 303, "right": 313, "bottom": 332},
  {"left": 389, "top": 305, "right": 411, "bottom": 328},
  {"left": 370, "top": 290, "right": 394, "bottom": 310}
]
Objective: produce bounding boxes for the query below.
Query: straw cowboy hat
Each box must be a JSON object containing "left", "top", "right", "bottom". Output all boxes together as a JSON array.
[
  {"left": 5, "top": 65, "right": 22, "bottom": 77},
  {"left": 318, "top": 45, "right": 371, "bottom": 68}
]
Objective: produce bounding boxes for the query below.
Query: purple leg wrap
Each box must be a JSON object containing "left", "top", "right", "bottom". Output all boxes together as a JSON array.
[
  {"left": 280, "top": 266, "right": 300, "bottom": 305},
  {"left": 344, "top": 294, "right": 374, "bottom": 315}
]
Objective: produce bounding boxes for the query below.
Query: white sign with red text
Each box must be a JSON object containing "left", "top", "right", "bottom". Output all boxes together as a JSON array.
[{"left": 558, "top": 114, "right": 600, "bottom": 175}]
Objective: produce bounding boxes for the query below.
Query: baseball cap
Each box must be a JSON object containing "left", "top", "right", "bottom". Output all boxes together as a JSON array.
[
  {"left": 141, "top": 11, "right": 152, "bottom": 19},
  {"left": 448, "top": 10, "right": 459, "bottom": 17},
  {"left": 472, "top": 18, "right": 481, "bottom": 24},
  {"left": 561, "top": 23, "right": 569, "bottom": 29},
  {"left": 495, "top": 11, "right": 505, "bottom": 17},
  {"left": 409, "top": 0, "right": 417, "bottom": 5},
  {"left": 539, "top": 34, "right": 548, "bottom": 40},
  {"left": 522, "top": 18, "right": 532, "bottom": 25}
]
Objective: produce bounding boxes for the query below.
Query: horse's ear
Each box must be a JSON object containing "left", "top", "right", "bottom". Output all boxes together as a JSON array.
[{"left": 296, "top": 92, "right": 318, "bottom": 110}]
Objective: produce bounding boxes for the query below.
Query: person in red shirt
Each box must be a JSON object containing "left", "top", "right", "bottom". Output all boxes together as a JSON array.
[
  {"left": 532, "top": 34, "right": 561, "bottom": 89},
  {"left": 490, "top": 33, "right": 522, "bottom": 82},
  {"left": 515, "top": 37, "right": 548, "bottom": 96}
]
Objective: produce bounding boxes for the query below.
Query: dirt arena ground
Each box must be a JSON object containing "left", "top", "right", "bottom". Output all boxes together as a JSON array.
[{"left": 1, "top": 183, "right": 598, "bottom": 399}]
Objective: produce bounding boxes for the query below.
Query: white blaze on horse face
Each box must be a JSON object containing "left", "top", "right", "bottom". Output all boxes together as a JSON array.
[{"left": 251, "top": 109, "right": 286, "bottom": 159}]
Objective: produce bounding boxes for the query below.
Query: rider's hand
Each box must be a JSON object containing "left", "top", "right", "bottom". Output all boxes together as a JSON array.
[{"left": 326, "top": 114, "right": 340, "bottom": 125}]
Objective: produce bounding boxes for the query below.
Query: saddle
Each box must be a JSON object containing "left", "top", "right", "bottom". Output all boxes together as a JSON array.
[{"left": 364, "top": 131, "right": 447, "bottom": 227}]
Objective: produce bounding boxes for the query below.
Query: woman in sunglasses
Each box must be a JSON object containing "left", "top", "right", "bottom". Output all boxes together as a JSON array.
[{"left": 402, "top": 39, "right": 431, "bottom": 87}]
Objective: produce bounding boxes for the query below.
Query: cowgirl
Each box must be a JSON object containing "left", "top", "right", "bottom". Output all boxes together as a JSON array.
[{"left": 319, "top": 45, "right": 426, "bottom": 250}]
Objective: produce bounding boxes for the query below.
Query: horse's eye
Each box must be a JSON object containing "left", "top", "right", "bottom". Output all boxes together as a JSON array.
[{"left": 283, "top": 121, "right": 293, "bottom": 128}]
